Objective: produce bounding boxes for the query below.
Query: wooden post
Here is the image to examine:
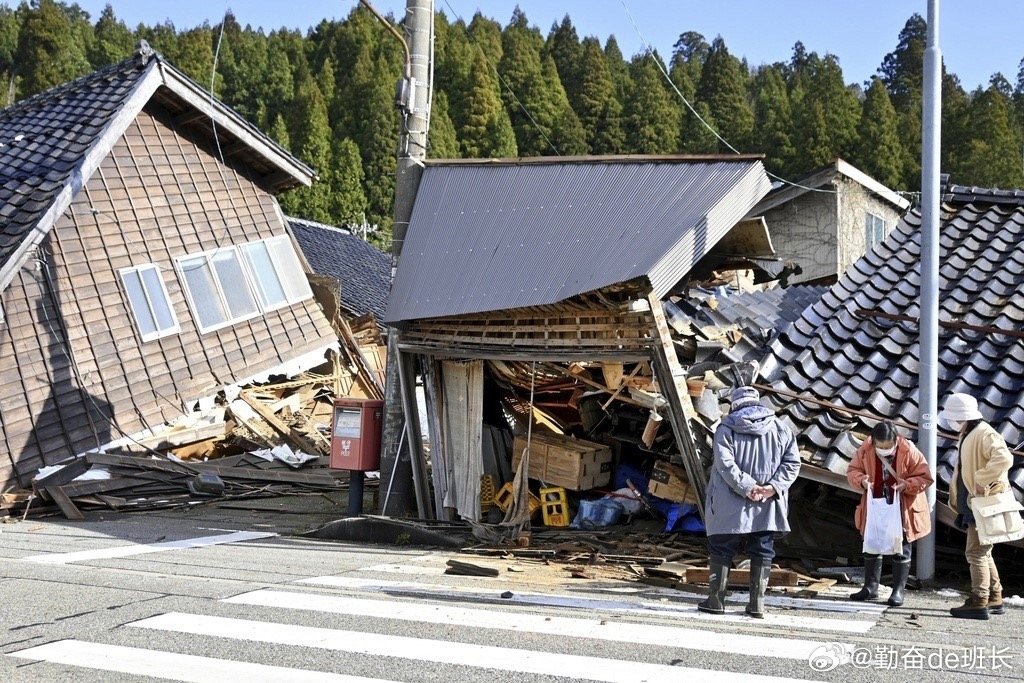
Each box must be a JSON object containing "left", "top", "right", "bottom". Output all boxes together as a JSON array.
[{"left": 647, "top": 293, "right": 707, "bottom": 517}]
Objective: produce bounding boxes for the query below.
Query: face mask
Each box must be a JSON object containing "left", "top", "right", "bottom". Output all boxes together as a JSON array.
[
  {"left": 876, "top": 445, "right": 896, "bottom": 457},
  {"left": 945, "top": 419, "right": 963, "bottom": 432}
]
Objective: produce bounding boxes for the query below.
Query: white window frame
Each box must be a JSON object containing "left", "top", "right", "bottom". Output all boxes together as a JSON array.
[
  {"left": 239, "top": 235, "right": 313, "bottom": 313},
  {"left": 118, "top": 264, "right": 180, "bottom": 342},
  {"left": 175, "top": 246, "right": 263, "bottom": 334},
  {"left": 865, "top": 212, "right": 887, "bottom": 250}
]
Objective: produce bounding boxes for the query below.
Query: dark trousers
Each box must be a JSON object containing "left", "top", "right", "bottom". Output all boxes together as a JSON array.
[
  {"left": 864, "top": 540, "right": 912, "bottom": 562},
  {"left": 707, "top": 531, "right": 776, "bottom": 564}
]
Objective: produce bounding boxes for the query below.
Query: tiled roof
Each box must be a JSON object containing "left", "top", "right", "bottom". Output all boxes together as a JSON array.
[
  {"left": 761, "top": 195, "right": 1024, "bottom": 502},
  {"left": 669, "top": 286, "right": 826, "bottom": 360},
  {"left": 0, "top": 55, "right": 148, "bottom": 271},
  {"left": 288, "top": 217, "right": 391, "bottom": 325}
]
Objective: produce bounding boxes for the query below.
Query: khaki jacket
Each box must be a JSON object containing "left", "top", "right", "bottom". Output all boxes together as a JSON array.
[
  {"left": 949, "top": 422, "right": 1013, "bottom": 513},
  {"left": 847, "top": 435, "right": 934, "bottom": 543}
]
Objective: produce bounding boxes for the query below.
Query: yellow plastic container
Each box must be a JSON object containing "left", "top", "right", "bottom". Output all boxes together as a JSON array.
[
  {"left": 493, "top": 481, "right": 541, "bottom": 516},
  {"left": 480, "top": 475, "right": 496, "bottom": 512},
  {"left": 540, "top": 486, "right": 570, "bottom": 527}
]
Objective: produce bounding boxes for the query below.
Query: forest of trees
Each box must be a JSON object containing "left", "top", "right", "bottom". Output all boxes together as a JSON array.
[{"left": 3, "top": 1, "right": 1024, "bottom": 248}]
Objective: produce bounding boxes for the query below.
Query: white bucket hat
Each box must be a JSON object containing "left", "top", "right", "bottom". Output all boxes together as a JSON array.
[{"left": 939, "top": 392, "right": 983, "bottom": 422}]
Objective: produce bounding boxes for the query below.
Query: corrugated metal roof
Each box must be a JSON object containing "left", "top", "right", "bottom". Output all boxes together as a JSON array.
[
  {"left": 386, "top": 156, "right": 772, "bottom": 322},
  {"left": 761, "top": 194, "right": 1024, "bottom": 501}
]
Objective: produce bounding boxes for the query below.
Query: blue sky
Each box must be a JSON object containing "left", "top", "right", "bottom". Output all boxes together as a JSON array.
[{"left": 37, "top": 1, "right": 1024, "bottom": 92}]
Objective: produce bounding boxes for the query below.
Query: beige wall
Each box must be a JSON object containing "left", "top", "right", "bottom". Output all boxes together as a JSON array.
[
  {"left": 836, "top": 176, "right": 906, "bottom": 276},
  {"left": 763, "top": 189, "right": 839, "bottom": 284},
  {"left": 0, "top": 102, "right": 335, "bottom": 489}
]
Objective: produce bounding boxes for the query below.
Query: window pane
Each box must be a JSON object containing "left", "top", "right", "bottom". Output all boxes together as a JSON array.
[
  {"left": 122, "top": 269, "right": 156, "bottom": 337},
  {"left": 140, "top": 266, "right": 176, "bottom": 331},
  {"left": 181, "top": 257, "right": 228, "bottom": 329},
  {"left": 267, "top": 237, "right": 312, "bottom": 302},
  {"left": 241, "top": 242, "right": 287, "bottom": 308},
  {"left": 212, "top": 250, "right": 259, "bottom": 319}
]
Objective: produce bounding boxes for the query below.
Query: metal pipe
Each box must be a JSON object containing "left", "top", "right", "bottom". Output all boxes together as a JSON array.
[
  {"left": 357, "top": 0, "right": 411, "bottom": 78},
  {"left": 917, "top": 0, "right": 942, "bottom": 583}
]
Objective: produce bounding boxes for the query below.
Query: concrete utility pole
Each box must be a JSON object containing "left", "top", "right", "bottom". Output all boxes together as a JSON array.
[
  {"left": 917, "top": 0, "right": 941, "bottom": 583},
  {"left": 364, "top": 0, "right": 434, "bottom": 515}
]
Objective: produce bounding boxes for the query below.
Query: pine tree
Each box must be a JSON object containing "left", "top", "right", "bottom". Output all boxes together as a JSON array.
[
  {"left": 680, "top": 101, "right": 718, "bottom": 154},
  {"left": 958, "top": 85, "right": 1024, "bottom": 187},
  {"left": 329, "top": 137, "right": 368, "bottom": 225},
  {"left": 351, "top": 55, "right": 399, "bottom": 236},
  {"left": 879, "top": 14, "right": 926, "bottom": 111},
  {"left": 281, "top": 74, "right": 333, "bottom": 222},
  {"left": 604, "top": 36, "right": 631, "bottom": 104},
  {"left": 695, "top": 37, "right": 752, "bottom": 152},
  {"left": 170, "top": 25, "right": 215, "bottom": 87},
  {"left": 942, "top": 73, "right": 971, "bottom": 176},
  {"left": 575, "top": 37, "right": 624, "bottom": 154},
  {"left": 269, "top": 113, "right": 290, "bottom": 150},
  {"left": 542, "top": 55, "right": 588, "bottom": 155},
  {"left": 624, "top": 53, "right": 679, "bottom": 154},
  {"left": 670, "top": 30, "right": 708, "bottom": 95},
  {"left": 88, "top": 4, "right": 133, "bottom": 68},
  {"left": 853, "top": 77, "right": 904, "bottom": 187},
  {"left": 499, "top": 20, "right": 562, "bottom": 155},
  {"left": 427, "top": 90, "right": 460, "bottom": 158},
  {"left": 544, "top": 16, "right": 582, "bottom": 101},
  {"left": 14, "top": 0, "right": 91, "bottom": 96},
  {"left": 750, "top": 65, "right": 796, "bottom": 176},
  {"left": 262, "top": 32, "right": 297, "bottom": 133},
  {"left": 468, "top": 12, "right": 502, "bottom": 65},
  {"left": 457, "top": 49, "right": 517, "bottom": 157}
]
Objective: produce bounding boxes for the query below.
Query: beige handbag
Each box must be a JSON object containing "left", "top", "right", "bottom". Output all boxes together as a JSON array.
[{"left": 969, "top": 491, "right": 1024, "bottom": 545}]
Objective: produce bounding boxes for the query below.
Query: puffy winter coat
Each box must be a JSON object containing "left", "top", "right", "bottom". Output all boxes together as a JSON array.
[
  {"left": 847, "top": 435, "right": 934, "bottom": 543},
  {"left": 704, "top": 405, "right": 801, "bottom": 536},
  {"left": 949, "top": 421, "right": 1013, "bottom": 513}
]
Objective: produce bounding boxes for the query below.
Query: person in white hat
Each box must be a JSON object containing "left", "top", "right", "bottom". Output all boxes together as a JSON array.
[{"left": 942, "top": 392, "right": 1014, "bottom": 620}]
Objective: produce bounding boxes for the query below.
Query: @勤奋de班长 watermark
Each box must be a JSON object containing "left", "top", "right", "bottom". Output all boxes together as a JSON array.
[{"left": 807, "top": 643, "right": 1014, "bottom": 673}]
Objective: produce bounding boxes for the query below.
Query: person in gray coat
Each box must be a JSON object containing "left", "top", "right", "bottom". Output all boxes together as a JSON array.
[{"left": 698, "top": 386, "right": 801, "bottom": 618}]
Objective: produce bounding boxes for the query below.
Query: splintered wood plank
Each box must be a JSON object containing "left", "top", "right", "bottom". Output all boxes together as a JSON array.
[
  {"left": 45, "top": 486, "right": 85, "bottom": 521},
  {"left": 683, "top": 567, "right": 799, "bottom": 588}
]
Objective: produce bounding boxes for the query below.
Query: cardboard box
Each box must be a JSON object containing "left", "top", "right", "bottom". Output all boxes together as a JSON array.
[
  {"left": 512, "top": 431, "right": 612, "bottom": 491},
  {"left": 648, "top": 460, "right": 698, "bottom": 504}
]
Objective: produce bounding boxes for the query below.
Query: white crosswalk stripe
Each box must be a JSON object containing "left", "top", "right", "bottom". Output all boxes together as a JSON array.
[
  {"left": 128, "top": 611, "right": 823, "bottom": 683},
  {"left": 5, "top": 568, "right": 876, "bottom": 682},
  {"left": 297, "top": 574, "right": 880, "bottom": 633}
]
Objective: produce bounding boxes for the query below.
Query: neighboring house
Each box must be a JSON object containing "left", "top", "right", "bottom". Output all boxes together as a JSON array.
[
  {"left": 761, "top": 177, "right": 1024, "bottom": 511},
  {"left": 0, "top": 43, "right": 337, "bottom": 490},
  {"left": 288, "top": 217, "right": 391, "bottom": 327},
  {"left": 748, "top": 159, "right": 910, "bottom": 285}
]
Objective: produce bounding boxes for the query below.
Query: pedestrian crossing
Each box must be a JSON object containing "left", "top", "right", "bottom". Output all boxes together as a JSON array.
[{"left": 6, "top": 563, "right": 885, "bottom": 682}]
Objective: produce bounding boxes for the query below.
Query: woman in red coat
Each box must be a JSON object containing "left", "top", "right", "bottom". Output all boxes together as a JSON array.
[{"left": 846, "top": 421, "right": 934, "bottom": 606}]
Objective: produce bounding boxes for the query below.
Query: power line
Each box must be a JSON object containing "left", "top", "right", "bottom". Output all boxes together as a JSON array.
[
  {"left": 439, "top": 0, "right": 560, "bottom": 156},
  {"left": 618, "top": 0, "right": 837, "bottom": 195}
]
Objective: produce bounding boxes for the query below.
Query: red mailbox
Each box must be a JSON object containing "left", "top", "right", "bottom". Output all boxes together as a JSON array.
[{"left": 330, "top": 398, "right": 384, "bottom": 471}]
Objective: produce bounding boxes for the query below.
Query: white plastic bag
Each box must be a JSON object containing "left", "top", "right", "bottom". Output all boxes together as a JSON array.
[{"left": 863, "top": 496, "right": 904, "bottom": 555}]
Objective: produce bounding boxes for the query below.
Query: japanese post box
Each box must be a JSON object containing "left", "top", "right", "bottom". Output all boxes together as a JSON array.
[{"left": 330, "top": 398, "right": 383, "bottom": 471}]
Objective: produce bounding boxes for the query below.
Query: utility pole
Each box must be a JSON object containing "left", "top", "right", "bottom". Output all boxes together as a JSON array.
[
  {"left": 917, "top": 0, "right": 941, "bottom": 583},
  {"left": 361, "top": 0, "right": 434, "bottom": 515}
]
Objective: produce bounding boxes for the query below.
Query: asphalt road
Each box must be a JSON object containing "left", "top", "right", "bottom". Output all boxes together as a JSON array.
[{"left": 1, "top": 501, "right": 1021, "bottom": 683}]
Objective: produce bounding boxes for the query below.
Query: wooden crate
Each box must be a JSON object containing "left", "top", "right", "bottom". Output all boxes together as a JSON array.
[
  {"left": 512, "top": 431, "right": 612, "bottom": 491},
  {"left": 647, "top": 460, "right": 698, "bottom": 504}
]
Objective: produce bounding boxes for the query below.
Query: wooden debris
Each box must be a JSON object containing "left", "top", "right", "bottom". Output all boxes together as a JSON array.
[
  {"left": 445, "top": 559, "right": 501, "bottom": 577},
  {"left": 682, "top": 566, "right": 799, "bottom": 588}
]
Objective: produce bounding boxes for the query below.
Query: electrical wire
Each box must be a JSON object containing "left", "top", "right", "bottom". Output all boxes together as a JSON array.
[
  {"left": 618, "top": 0, "right": 837, "bottom": 195},
  {"left": 439, "top": 0, "right": 560, "bottom": 156}
]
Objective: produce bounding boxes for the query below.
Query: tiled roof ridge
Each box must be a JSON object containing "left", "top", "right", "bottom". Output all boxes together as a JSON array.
[{"left": 0, "top": 47, "right": 152, "bottom": 121}]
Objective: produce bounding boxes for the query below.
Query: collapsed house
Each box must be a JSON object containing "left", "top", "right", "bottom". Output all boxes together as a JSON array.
[
  {"left": 0, "top": 44, "right": 343, "bottom": 497},
  {"left": 759, "top": 177, "right": 1024, "bottom": 531},
  {"left": 383, "top": 155, "right": 784, "bottom": 527},
  {"left": 749, "top": 159, "right": 910, "bottom": 285}
]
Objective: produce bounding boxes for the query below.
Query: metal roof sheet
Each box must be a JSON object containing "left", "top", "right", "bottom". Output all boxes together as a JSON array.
[{"left": 386, "top": 157, "right": 771, "bottom": 321}]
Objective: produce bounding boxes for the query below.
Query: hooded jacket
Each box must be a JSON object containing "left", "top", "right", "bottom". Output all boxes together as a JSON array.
[
  {"left": 847, "top": 435, "right": 934, "bottom": 543},
  {"left": 704, "top": 404, "right": 801, "bottom": 536}
]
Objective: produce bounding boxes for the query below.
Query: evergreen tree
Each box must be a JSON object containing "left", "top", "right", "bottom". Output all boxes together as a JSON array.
[
  {"left": 575, "top": 37, "right": 624, "bottom": 154},
  {"left": 457, "top": 49, "right": 517, "bottom": 157},
  {"left": 170, "top": 25, "right": 215, "bottom": 87},
  {"left": 670, "top": 30, "right": 708, "bottom": 94},
  {"left": 0, "top": 5, "right": 20, "bottom": 105},
  {"left": 269, "top": 112, "right": 290, "bottom": 149},
  {"left": 680, "top": 100, "right": 718, "bottom": 154},
  {"left": 941, "top": 72, "right": 971, "bottom": 176},
  {"left": 14, "top": 0, "right": 91, "bottom": 96},
  {"left": 624, "top": 53, "right": 679, "bottom": 154},
  {"left": 695, "top": 37, "right": 752, "bottom": 152},
  {"left": 879, "top": 14, "right": 926, "bottom": 111},
  {"left": 542, "top": 55, "right": 588, "bottom": 155},
  {"left": 427, "top": 89, "right": 460, "bottom": 158},
  {"left": 350, "top": 55, "right": 399, "bottom": 235},
  {"left": 467, "top": 12, "right": 502, "bottom": 65},
  {"left": 805, "top": 54, "right": 861, "bottom": 159},
  {"left": 958, "top": 85, "right": 1024, "bottom": 187},
  {"left": 261, "top": 32, "right": 296, "bottom": 129},
  {"left": 499, "top": 20, "right": 562, "bottom": 155},
  {"left": 88, "top": 4, "right": 133, "bottom": 68},
  {"left": 329, "top": 137, "right": 368, "bottom": 225},
  {"left": 281, "top": 74, "right": 332, "bottom": 221},
  {"left": 544, "top": 16, "right": 582, "bottom": 101},
  {"left": 853, "top": 77, "right": 904, "bottom": 187},
  {"left": 750, "top": 65, "right": 796, "bottom": 175},
  {"left": 604, "top": 35, "right": 631, "bottom": 104}
]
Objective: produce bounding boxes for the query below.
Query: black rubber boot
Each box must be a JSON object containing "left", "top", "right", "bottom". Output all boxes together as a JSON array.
[
  {"left": 850, "top": 555, "right": 882, "bottom": 601},
  {"left": 697, "top": 560, "right": 730, "bottom": 615},
  {"left": 950, "top": 594, "right": 990, "bottom": 620},
  {"left": 745, "top": 558, "right": 771, "bottom": 618},
  {"left": 888, "top": 559, "right": 911, "bottom": 607}
]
